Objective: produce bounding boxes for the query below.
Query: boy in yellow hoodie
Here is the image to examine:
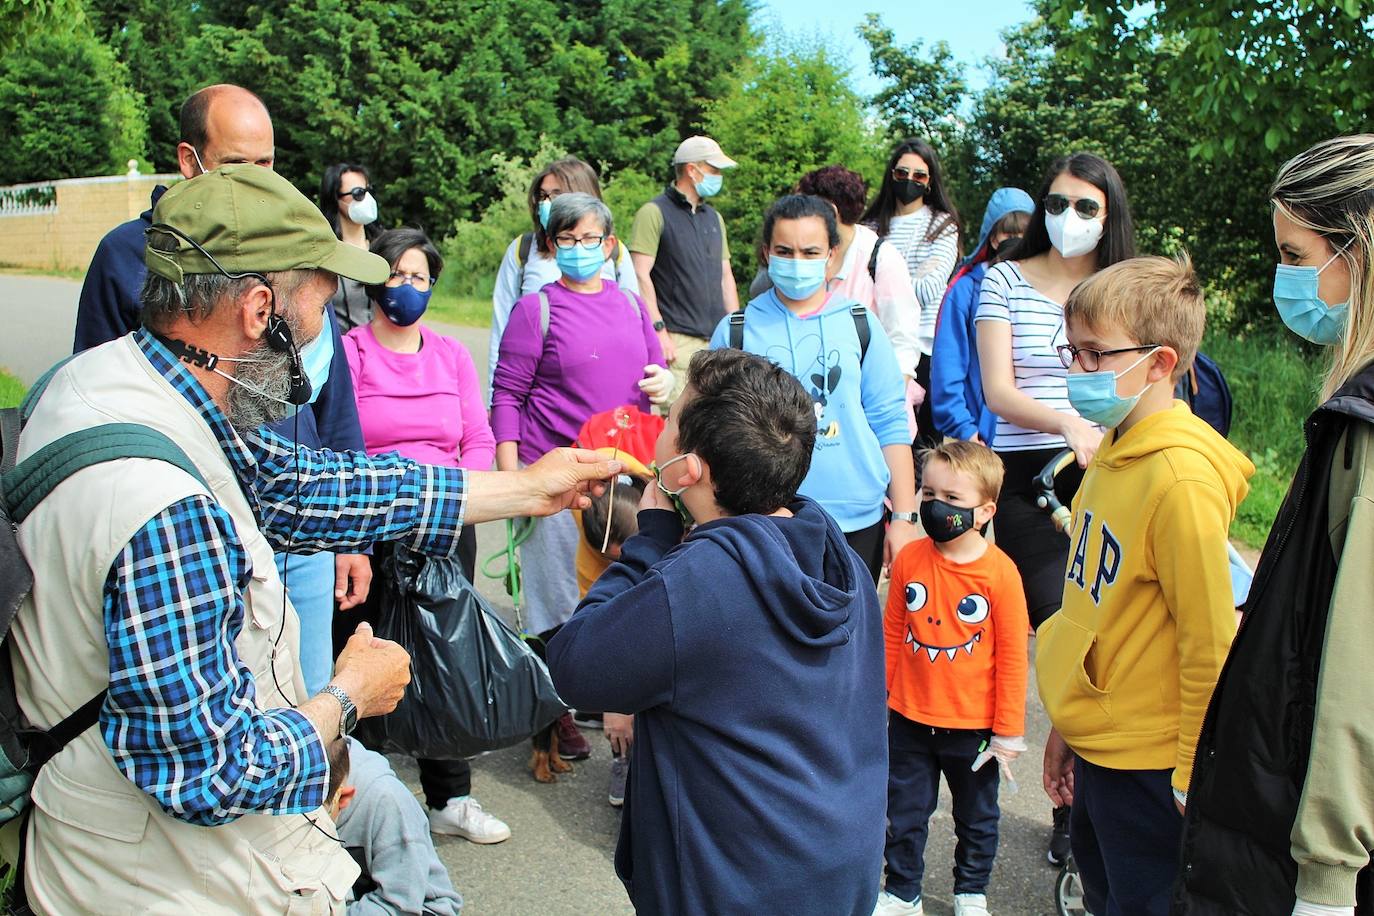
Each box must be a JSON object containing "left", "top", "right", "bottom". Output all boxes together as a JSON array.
[{"left": 1036, "top": 254, "right": 1253, "bottom": 916}]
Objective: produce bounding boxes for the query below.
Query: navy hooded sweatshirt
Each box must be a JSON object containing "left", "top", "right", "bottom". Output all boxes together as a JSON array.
[{"left": 547, "top": 498, "right": 888, "bottom": 916}]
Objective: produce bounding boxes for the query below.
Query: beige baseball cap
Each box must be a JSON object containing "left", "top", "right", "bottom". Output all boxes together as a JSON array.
[{"left": 672, "top": 136, "right": 738, "bottom": 169}]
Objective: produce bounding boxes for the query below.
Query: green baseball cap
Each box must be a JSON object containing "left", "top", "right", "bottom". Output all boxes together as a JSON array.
[{"left": 145, "top": 163, "right": 388, "bottom": 284}]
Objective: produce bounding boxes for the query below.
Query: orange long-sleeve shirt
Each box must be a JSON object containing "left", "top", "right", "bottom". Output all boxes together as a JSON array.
[{"left": 884, "top": 537, "right": 1029, "bottom": 735}]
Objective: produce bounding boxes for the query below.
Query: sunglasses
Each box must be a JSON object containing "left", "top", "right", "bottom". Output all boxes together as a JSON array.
[
  {"left": 892, "top": 167, "right": 929, "bottom": 182},
  {"left": 339, "top": 185, "right": 374, "bottom": 202},
  {"left": 1044, "top": 194, "right": 1102, "bottom": 219}
]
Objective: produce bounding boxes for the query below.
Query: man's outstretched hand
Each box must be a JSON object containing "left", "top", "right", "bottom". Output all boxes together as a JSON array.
[{"left": 463, "top": 448, "right": 624, "bottom": 524}]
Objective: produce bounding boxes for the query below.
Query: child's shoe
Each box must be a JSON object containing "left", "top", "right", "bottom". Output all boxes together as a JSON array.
[
  {"left": 608, "top": 755, "right": 629, "bottom": 807},
  {"left": 556, "top": 712, "right": 592, "bottom": 760},
  {"left": 953, "top": 893, "right": 990, "bottom": 916},
  {"left": 872, "top": 890, "right": 923, "bottom": 915}
]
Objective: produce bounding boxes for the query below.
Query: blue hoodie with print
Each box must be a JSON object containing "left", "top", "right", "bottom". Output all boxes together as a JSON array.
[{"left": 708, "top": 290, "right": 908, "bottom": 532}]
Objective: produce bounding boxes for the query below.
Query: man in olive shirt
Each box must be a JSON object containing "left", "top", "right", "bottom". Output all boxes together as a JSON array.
[{"left": 629, "top": 136, "right": 740, "bottom": 404}]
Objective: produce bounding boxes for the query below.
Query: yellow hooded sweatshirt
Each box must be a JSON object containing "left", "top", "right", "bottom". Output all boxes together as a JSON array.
[{"left": 1036, "top": 401, "right": 1253, "bottom": 794}]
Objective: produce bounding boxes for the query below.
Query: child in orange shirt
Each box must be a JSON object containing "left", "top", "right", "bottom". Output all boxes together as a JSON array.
[{"left": 875, "top": 440, "right": 1030, "bottom": 916}]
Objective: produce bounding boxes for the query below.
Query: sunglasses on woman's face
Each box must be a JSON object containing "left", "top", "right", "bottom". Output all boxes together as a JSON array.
[
  {"left": 892, "top": 167, "right": 929, "bottom": 182},
  {"left": 339, "top": 185, "right": 374, "bottom": 202},
  {"left": 1044, "top": 194, "right": 1102, "bottom": 219}
]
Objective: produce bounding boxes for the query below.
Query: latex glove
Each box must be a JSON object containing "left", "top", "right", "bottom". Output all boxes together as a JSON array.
[
  {"left": 972, "top": 735, "right": 1027, "bottom": 794},
  {"left": 1293, "top": 902, "right": 1355, "bottom": 916},
  {"left": 638, "top": 364, "right": 675, "bottom": 405}
]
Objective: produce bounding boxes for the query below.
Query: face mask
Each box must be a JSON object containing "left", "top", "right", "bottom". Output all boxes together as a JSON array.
[
  {"left": 920, "top": 498, "right": 978, "bottom": 543},
  {"left": 377, "top": 282, "right": 431, "bottom": 327},
  {"left": 296, "top": 322, "right": 334, "bottom": 406},
  {"left": 1273, "top": 247, "right": 1351, "bottom": 345},
  {"left": 1066, "top": 347, "right": 1160, "bottom": 429},
  {"left": 894, "top": 180, "right": 928, "bottom": 206},
  {"left": 189, "top": 145, "right": 209, "bottom": 176},
  {"left": 347, "top": 193, "right": 378, "bottom": 227},
  {"left": 694, "top": 171, "right": 723, "bottom": 199},
  {"left": 538, "top": 199, "right": 552, "bottom": 229},
  {"left": 556, "top": 243, "right": 606, "bottom": 282},
  {"left": 768, "top": 255, "right": 828, "bottom": 301},
  {"left": 1046, "top": 209, "right": 1104, "bottom": 259},
  {"left": 653, "top": 454, "right": 695, "bottom": 526}
]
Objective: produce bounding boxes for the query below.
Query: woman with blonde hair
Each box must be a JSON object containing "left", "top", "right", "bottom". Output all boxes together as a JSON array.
[{"left": 1177, "top": 134, "right": 1374, "bottom": 915}]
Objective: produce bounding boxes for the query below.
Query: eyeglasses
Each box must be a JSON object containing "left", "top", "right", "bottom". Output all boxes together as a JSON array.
[
  {"left": 892, "top": 167, "right": 929, "bottom": 182},
  {"left": 554, "top": 234, "right": 606, "bottom": 250},
  {"left": 1056, "top": 343, "right": 1156, "bottom": 371},
  {"left": 537, "top": 189, "right": 565, "bottom": 203},
  {"left": 388, "top": 270, "right": 433, "bottom": 291},
  {"left": 339, "top": 185, "right": 374, "bottom": 202},
  {"left": 1044, "top": 194, "right": 1102, "bottom": 219}
]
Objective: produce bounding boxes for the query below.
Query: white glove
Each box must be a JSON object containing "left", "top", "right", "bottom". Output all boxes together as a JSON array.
[
  {"left": 972, "top": 735, "right": 1026, "bottom": 794},
  {"left": 1293, "top": 901, "right": 1355, "bottom": 916},
  {"left": 638, "top": 364, "right": 675, "bottom": 406}
]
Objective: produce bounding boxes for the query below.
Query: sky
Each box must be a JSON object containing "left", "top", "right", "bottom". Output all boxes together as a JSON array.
[{"left": 756, "top": 0, "right": 1036, "bottom": 94}]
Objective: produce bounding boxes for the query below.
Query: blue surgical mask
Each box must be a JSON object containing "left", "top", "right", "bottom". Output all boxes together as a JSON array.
[
  {"left": 768, "top": 255, "right": 829, "bottom": 301},
  {"left": 653, "top": 454, "right": 695, "bottom": 526},
  {"left": 297, "top": 321, "right": 334, "bottom": 405},
  {"left": 1065, "top": 347, "right": 1160, "bottom": 429},
  {"left": 556, "top": 243, "right": 606, "bottom": 282},
  {"left": 538, "top": 199, "right": 552, "bottom": 229},
  {"left": 377, "top": 282, "right": 431, "bottom": 327},
  {"left": 695, "top": 173, "right": 723, "bottom": 198},
  {"left": 1273, "top": 247, "right": 1351, "bottom": 345}
]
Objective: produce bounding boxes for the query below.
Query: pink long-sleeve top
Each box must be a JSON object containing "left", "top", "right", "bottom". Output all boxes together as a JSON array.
[{"left": 342, "top": 323, "right": 496, "bottom": 470}]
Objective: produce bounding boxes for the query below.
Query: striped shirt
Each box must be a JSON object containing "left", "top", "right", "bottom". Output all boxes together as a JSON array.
[
  {"left": 885, "top": 208, "right": 960, "bottom": 355},
  {"left": 974, "top": 261, "right": 1085, "bottom": 452}
]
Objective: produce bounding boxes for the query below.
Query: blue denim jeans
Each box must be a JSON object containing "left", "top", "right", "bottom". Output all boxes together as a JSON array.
[{"left": 274, "top": 550, "right": 336, "bottom": 697}]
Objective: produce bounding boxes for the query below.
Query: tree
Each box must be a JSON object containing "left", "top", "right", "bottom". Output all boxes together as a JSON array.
[
  {"left": 0, "top": 0, "right": 83, "bottom": 54},
  {"left": 703, "top": 37, "right": 884, "bottom": 284},
  {"left": 856, "top": 13, "right": 967, "bottom": 155},
  {"left": 0, "top": 25, "right": 146, "bottom": 184}
]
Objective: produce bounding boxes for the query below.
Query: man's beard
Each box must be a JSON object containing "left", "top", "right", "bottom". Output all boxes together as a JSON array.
[{"left": 225, "top": 336, "right": 297, "bottom": 435}]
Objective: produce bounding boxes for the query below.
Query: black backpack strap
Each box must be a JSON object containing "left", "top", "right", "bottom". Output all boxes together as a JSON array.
[
  {"left": 728, "top": 311, "right": 747, "bottom": 350},
  {"left": 517, "top": 232, "right": 534, "bottom": 266},
  {"left": 867, "top": 238, "right": 883, "bottom": 282},
  {"left": 0, "top": 409, "right": 19, "bottom": 477},
  {"left": 851, "top": 304, "right": 871, "bottom": 363},
  {"left": 611, "top": 239, "right": 623, "bottom": 281},
  {"left": 3, "top": 423, "right": 207, "bottom": 525},
  {"left": 22, "top": 690, "right": 106, "bottom": 774}
]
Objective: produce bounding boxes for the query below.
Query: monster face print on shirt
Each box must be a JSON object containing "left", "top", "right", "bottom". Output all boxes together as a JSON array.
[{"left": 902, "top": 580, "right": 990, "bottom": 663}]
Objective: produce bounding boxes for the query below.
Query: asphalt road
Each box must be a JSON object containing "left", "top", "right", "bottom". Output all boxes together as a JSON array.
[{"left": 1, "top": 272, "right": 1067, "bottom": 915}]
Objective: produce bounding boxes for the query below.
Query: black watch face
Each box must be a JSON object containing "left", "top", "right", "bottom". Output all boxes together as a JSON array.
[{"left": 342, "top": 705, "right": 358, "bottom": 736}]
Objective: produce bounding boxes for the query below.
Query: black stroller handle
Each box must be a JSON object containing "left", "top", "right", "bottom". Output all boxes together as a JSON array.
[{"left": 1033, "top": 448, "right": 1077, "bottom": 534}]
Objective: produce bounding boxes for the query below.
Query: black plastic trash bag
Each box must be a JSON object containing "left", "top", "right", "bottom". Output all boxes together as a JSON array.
[{"left": 354, "top": 546, "right": 565, "bottom": 759}]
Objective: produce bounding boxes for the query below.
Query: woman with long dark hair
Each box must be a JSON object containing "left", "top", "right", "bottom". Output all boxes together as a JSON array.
[
  {"left": 862, "top": 137, "right": 962, "bottom": 447},
  {"left": 320, "top": 162, "right": 383, "bottom": 330},
  {"left": 974, "top": 151, "right": 1135, "bottom": 865}
]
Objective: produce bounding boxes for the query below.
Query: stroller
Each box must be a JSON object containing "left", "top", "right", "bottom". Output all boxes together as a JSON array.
[{"left": 1033, "top": 449, "right": 1253, "bottom": 916}]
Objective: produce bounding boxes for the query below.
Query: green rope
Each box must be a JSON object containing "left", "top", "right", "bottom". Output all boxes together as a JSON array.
[{"left": 481, "top": 516, "right": 537, "bottom": 635}]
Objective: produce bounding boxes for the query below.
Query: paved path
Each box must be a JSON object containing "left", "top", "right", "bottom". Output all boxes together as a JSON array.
[{"left": 0, "top": 272, "right": 1067, "bottom": 915}]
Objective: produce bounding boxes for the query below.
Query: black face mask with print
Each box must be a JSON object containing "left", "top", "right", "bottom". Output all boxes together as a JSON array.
[
  {"left": 894, "top": 180, "right": 928, "bottom": 205},
  {"left": 920, "top": 498, "right": 978, "bottom": 543}
]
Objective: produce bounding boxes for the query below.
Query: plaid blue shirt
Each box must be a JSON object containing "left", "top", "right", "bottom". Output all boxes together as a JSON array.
[{"left": 100, "top": 330, "right": 467, "bottom": 825}]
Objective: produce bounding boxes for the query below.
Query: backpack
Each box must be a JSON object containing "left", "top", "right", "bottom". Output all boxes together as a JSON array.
[
  {"left": 1174, "top": 351, "right": 1234, "bottom": 438},
  {"left": 728, "top": 302, "right": 871, "bottom": 362},
  {"left": 516, "top": 232, "right": 624, "bottom": 283},
  {"left": 0, "top": 365, "right": 204, "bottom": 833}
]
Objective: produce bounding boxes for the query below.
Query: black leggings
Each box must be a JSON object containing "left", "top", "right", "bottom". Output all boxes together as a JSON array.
[
  {"left": 844, "top": 518, "right": 886, "bottom": 586},
  {"left": 994, "top": 447, "right": 1084, "bottom": 629}
]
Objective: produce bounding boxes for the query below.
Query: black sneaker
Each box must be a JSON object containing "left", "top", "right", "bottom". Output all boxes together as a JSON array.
[{"left": 1048, "top": 805, "right": 1072, "bottom": 866}]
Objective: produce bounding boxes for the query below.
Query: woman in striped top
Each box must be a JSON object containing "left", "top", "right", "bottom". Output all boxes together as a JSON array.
[
  {"left": 862, "top": 138, "right": 962, "bottom": 449},
  {"left": 974, "top": 152, "right": 1136, "bottom": 630}
]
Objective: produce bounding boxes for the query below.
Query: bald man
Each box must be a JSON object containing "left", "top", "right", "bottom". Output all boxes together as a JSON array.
[{"left": 74, "top": 84, "right": 373, "bottom": 700}]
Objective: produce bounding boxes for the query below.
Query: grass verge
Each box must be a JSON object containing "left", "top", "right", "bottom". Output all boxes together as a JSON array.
[{"left": 426, "top": 289, "right": 490, "bottom": 328}]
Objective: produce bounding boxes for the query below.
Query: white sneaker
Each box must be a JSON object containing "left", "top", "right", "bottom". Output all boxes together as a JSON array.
[
  {"left": 873, "top": 890, "right": 923, "bottom": 916},
  {"left": 427, "top": 795, "right": 511, "bottom": 844},
  {"left": 953, "top": 893, "right": 991, "bottom": 916}
]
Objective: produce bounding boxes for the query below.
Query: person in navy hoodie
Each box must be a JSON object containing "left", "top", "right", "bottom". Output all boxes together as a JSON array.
[
  {"left": 546, "top": 347, "right": 888, "bottom": 916},
  {"left": 929, "top": 188, "right": 1034, "bottom": 445}
]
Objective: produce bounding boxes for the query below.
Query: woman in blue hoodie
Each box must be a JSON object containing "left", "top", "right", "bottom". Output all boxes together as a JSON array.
[
  {"left": 709, "top": 194, "right": 918, "bottom": 581},
  {"left": 929, "top": 188, "right": 1035, "bottom": 444}
]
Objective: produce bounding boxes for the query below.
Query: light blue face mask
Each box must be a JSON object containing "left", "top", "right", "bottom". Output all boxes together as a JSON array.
[
  {"left": 538, "top": 199, "right": 552, "bottom": 229},
  {"left": 296, "top": 320, "right": 334, "bottom": 408},
  {"left": 1065, "top": 347, "right": 1160, "bottom": 429},
  {"left": 1273, "top": 246, "right": 1351, "bottom": 345},
  {"left": 768, "top": 254, "right": 829, "bottom": 301},
  {"left": 556, "top": 242, "right": 606, "bottom": 282},
  {"left": 695, "top": 172, "right": 723, "bottom": 198}
]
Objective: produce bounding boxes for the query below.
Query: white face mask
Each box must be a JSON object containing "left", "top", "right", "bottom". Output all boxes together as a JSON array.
[
  {"left": 1046, "top": 209, "right": 1104, "bottom": 259},
  {"left": 347, "top": 193, "right": 378, "bottom": 227}
]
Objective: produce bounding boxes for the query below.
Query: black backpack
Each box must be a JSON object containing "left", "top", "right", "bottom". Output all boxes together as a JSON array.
[
  {"left": 1174, "top": 351, "right": 1234, "bottom": 438},
  {"left": 728, "top": 303, "right": 871, "bottom": 362}
]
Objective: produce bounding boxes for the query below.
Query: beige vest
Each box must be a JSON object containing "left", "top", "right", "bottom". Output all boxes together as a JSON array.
[{"left": 11, "top": 336, "right": 357, "bottom": 914}]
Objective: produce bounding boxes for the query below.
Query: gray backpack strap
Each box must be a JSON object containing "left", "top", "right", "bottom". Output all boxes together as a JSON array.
[
  {"left": 538, "top": 290, "right": 551, "bottom": 340},
  {"left": 622, "top": 288, "right": 640, "bottom": 318},
  {"left": 3, "top": 423, "right": 207, "bottom": 525}
]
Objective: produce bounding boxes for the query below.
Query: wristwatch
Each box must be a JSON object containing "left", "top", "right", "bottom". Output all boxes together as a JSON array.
[
  {"left": 652, "top": 320, "right": 666, "bottom": 332},
  {"left": 891, "top": 511, "right": 919, "bottom": 524},
  {"left": 322, "top": 685, "right": 358, "bottom": 737}
]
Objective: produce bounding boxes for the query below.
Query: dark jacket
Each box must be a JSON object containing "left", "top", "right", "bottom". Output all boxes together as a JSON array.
[
  {"left": 73, "top": 187, "right": 364, "bottom": 453},
  {"left": 1174, "top": 363, "right": 1374, "bottom": 914},
  {"left": 546, "top": 499, "right": 888, "bottom": 916}
]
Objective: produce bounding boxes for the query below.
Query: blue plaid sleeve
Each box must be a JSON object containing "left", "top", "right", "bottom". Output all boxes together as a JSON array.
[
  {"left": 246, "top": 428, "right": 466, "bottom": 558},
  {"left": 102, "top": 496, "right": 328, "bottom": 826}
]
